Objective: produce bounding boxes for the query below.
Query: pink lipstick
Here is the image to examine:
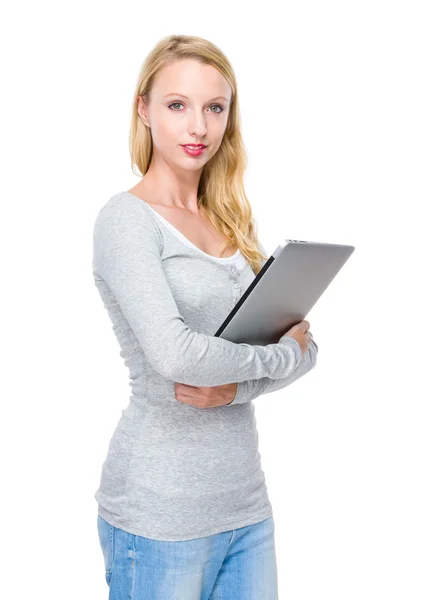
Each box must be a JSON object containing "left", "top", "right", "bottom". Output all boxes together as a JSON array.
[{"left": 181, "top": 144, "right": 207, "bottom": 157}]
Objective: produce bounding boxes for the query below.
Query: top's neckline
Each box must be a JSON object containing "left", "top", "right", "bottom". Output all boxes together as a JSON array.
[{"left": 123, "top": 191, "right": 241, "bottom": 263}]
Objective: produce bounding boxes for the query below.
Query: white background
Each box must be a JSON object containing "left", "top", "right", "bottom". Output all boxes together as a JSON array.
[{"left": 1, "top": 1, "right": 434, "bottom": 598}]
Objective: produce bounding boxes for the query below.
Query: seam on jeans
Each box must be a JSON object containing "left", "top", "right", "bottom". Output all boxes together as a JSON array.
[
  {"left": 110, "top": 524, "right": 115, "bottom": 574},
  {"left": 228, "top": 528, "right": 235, "bottom": 545},
  {"left": 131, "top": 532, "right": 136, "bottom": 599}
]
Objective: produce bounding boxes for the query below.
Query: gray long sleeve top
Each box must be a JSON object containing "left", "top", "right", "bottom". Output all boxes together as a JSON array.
[{"left": 92, "top": 191, "right": 318, "bottom": 541}]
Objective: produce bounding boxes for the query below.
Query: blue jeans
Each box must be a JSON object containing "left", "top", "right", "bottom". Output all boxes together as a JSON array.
[{"left": 97, "top": 513, "right": 279, "bottom": 599}]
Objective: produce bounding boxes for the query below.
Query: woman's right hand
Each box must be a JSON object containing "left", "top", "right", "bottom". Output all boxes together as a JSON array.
[{"left": 282, "top": 319, "right": 311, "bottom": 354}]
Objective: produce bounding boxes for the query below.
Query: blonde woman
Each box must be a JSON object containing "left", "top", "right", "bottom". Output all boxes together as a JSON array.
[{"left": 94, "top": 34, "right": 318, "bottom": 600}]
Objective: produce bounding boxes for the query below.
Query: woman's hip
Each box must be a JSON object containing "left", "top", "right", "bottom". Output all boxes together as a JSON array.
[{"left": 96, "top": 512, "right": 279, "bottom": 599}]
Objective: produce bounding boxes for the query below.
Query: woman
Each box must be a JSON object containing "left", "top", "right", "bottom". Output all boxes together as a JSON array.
[{"left": 93, "top": 34, "right": 318, "bottom": 600}]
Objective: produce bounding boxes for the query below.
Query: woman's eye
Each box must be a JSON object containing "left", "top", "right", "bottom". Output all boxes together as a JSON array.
[{"left": 168, "top": 102, "right": 224, "bottom": 114}]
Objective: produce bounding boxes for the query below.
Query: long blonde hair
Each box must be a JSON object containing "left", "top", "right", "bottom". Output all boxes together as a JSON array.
[{"left": 128, "top": 34, "right": 267, "bottom": 275}]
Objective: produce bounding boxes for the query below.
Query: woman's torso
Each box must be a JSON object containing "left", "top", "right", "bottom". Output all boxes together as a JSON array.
[{"left": 93, "top": 191, "right": 273, "bottom": 541}]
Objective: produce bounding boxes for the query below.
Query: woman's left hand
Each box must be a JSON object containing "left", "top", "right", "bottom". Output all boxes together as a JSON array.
[{"left": 174, "top": 382, "right": 238, "bottom": 408}]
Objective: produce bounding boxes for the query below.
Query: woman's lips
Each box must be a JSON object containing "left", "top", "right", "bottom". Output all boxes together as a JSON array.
[{"left": 181, "top": 145, "right": 207, "bottom": 157}]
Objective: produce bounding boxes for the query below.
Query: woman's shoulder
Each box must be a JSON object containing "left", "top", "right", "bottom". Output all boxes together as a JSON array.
[
  {"left": 98, "top": 190, "right": 149, "bottom": 214},
  {"left": 93, "top": 191, "right": 163, "bottom": 244}
]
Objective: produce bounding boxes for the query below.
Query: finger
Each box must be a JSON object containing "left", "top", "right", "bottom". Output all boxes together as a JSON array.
[
  {"left": 178, "top": 384, "right": 201, "bottom": 391},
  {"left": 176, "top": 390, "right": 196, "bottom": 401},
  {"left": 175, "top": 394, "right": 200, "bottom": 405},
  {"left": 175, "top": 383, "right": 200, "bottom": 395},
  {"left": 176, "top": 389, "right": 205, "bottom": 404}
]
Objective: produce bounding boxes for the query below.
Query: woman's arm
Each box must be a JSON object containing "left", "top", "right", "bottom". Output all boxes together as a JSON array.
[
  {"left": 93, "top": 194, "right": 304, "bottom": 387},
  {"left": 226, "top": 332, "right": 318, "bottom": 405}
]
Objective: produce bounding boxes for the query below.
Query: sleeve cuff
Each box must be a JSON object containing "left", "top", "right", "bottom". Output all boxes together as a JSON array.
[
  {"left": 226, "top": 337, "right": 303, "bottom": 406},
  {"left": 226, "top": 381, "right": 249, "bottom": 406},
  {"left": 278, "top": 334, "right": 303, "bottom": 367}
]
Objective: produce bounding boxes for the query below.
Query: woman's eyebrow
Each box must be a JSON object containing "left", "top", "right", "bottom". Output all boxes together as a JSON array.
[{"left": 163, "top": 93, "right": 229, "bottom": 102}]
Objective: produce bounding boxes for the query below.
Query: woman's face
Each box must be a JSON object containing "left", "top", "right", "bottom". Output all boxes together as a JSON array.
[{"left": 138, "top": 59, "right": 232, "bottom": 170}]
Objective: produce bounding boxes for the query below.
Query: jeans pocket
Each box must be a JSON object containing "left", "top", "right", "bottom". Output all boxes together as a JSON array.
[{"left": 97, "top": 514, "right": 115, "bottom": 586}]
